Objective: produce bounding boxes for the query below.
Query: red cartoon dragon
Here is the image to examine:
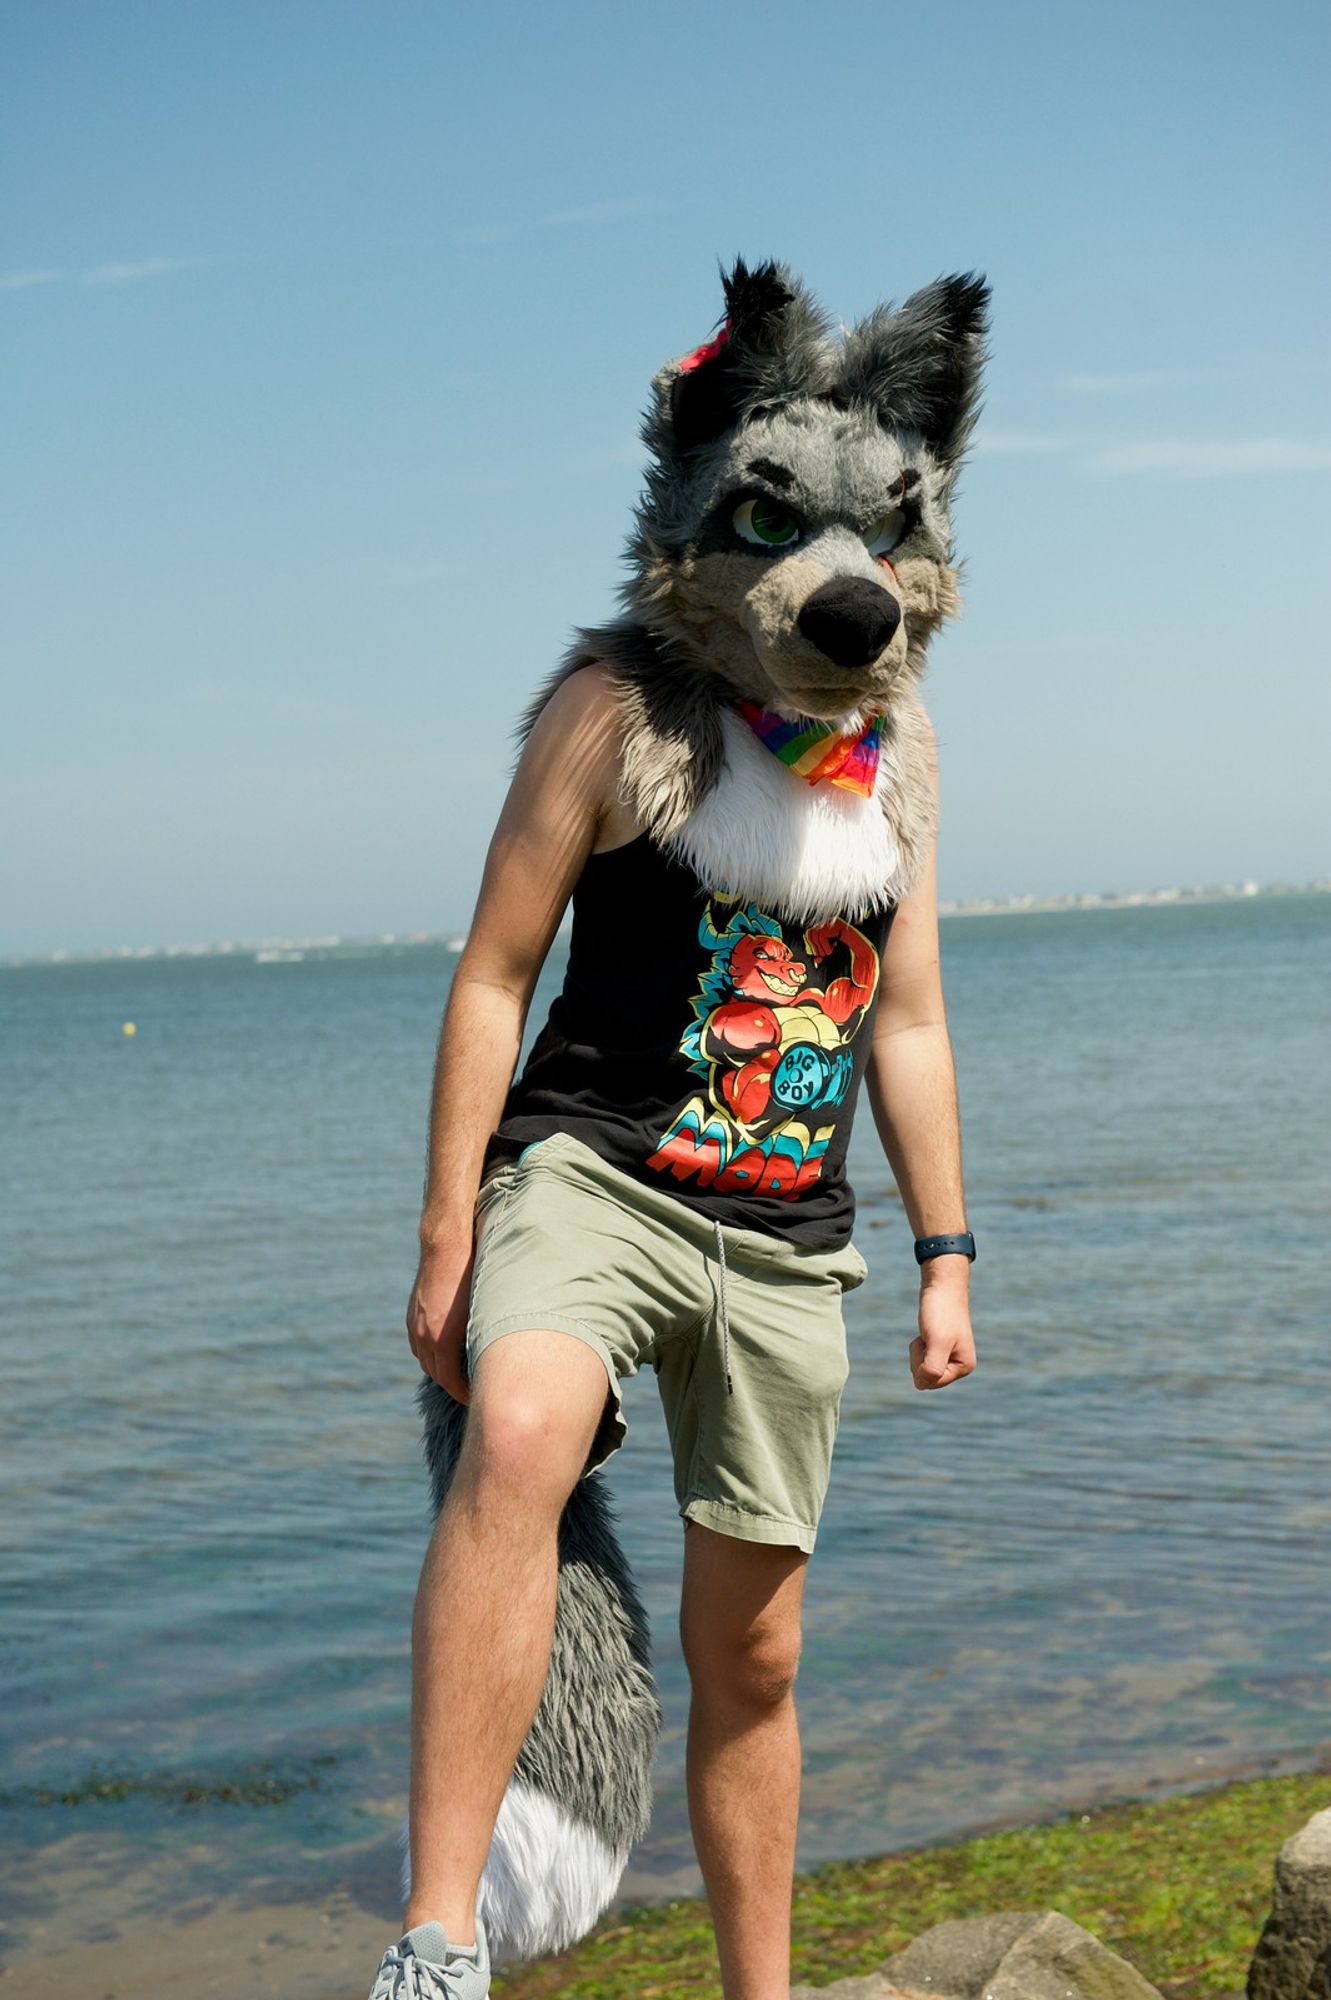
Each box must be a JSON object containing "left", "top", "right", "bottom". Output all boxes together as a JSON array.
[{"left": 687, "top": 902, "right": 880, "bottom": 1137}]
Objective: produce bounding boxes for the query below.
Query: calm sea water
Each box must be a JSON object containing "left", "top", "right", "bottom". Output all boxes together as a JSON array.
[{"left": 2, "top": 894, "right": 1328, "bottom": 1955}]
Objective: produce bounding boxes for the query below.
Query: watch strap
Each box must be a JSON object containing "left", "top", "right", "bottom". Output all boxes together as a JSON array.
[{"left": 914, "top": 1231, "right": 976, "bottom": 1266}]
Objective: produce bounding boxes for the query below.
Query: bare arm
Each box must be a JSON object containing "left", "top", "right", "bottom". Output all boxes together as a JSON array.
[
  {"left": 864, "top": 728, "right": 977, "bottom": 1391},
  {"left": 407, "top": 664, "right": 623, "bottom": 1396}
]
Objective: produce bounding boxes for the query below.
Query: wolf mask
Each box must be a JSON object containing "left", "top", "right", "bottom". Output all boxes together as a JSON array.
[
  {"left": 405, "top": 259, "right": 989, "bottom": 1963},
  {"left": 524, "top": 256, "right": 990, "bottom": 922}
]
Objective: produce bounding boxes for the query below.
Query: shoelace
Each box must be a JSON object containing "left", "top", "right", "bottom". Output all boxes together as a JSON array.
[{"left": 369, "top": 1944, "right": 477, "bottom": 1998}]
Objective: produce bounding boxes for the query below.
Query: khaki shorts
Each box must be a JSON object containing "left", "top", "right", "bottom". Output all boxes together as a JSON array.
[{"left": 466, "top": 1130, "right": 868, "bottom": 1554}]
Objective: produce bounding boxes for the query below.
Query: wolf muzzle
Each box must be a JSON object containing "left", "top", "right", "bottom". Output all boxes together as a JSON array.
[{"left": 796, "top": 577, "right": 902, "bottom": 669}]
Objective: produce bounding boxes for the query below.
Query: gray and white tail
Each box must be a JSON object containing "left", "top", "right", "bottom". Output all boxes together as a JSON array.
[{"left": 399, "top": 1382, "right": 661, "bottom": 1963}]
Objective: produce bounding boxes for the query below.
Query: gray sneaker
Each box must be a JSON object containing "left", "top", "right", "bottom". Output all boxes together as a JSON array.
[{"left": 366, "top": 1915, "right": 490, "bottom": 1998}]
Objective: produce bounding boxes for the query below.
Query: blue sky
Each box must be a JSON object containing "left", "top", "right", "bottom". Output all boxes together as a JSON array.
[{"left": 4, "top": 0, "right": 1328, "bottom": 955}]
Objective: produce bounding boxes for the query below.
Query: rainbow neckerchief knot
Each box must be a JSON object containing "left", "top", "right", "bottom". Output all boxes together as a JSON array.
[{"left": 737, "top": 700, "right": 884, "bottom": 798}]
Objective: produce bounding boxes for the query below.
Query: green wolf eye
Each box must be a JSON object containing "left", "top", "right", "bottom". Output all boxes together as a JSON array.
[
  {"left": 864, "top": 509, "right": 906, "bottom": 559},
  {"left": 734, "top": 496, "right": 801, "bottom": 548}
]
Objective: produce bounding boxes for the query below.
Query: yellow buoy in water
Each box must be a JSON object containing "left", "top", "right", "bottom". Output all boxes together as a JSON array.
[{"left": 122, "top": 1022, "right": 137, "bottom": 1037}]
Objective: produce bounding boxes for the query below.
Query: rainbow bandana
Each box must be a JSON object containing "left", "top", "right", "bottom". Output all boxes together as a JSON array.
[{"left": 737, "top": 700, "right": 885, "bottom": 798}]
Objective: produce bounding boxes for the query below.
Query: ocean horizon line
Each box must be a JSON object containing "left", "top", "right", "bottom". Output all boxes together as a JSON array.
[{"left": 3, "top": 877, "right": 1328, "bottom": 971}]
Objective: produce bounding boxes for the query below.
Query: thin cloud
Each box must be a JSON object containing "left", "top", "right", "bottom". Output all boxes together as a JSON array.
[
  {"left": 84, "top": 257, "right": 178, "bottom": 286},
  {"left": 1, "top": 267, "right": 62, "bottom": 292},
  {"left": 562, "top": 437, "right": 642, "bottom": 471},
  {"left": 452, "top": 197, "right": 664, "bottom": 245},
  {"left": 973, "top": 429, "right": 1076, "bottom": 455},
  {"left": 1089, "top": 438, "right": 1331, "bottom": 476},
  {"left": 974, "top": 426, "right": 1331, "bottom": 476},
  {"left": 3, "top": 256, "right": 183, "bottom": 295}
]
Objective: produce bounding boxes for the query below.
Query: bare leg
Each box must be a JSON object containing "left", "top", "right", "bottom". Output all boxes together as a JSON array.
[
  {"left": 679, "top": 1521, "right": 809, "bottom": 2000},
  {"left": 404, "top": 1329, "right": 611, "bottom": 1941}
]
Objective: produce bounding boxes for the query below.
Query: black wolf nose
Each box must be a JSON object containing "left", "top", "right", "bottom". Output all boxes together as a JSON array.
[{"left": 796, "top": 579, "right": 901, "bottom": 669}]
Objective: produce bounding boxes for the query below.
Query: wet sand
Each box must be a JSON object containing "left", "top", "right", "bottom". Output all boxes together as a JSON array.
[
  {"left": 2, "top": 1883, "right": 388, "bottom": 1999},
  {"left": 0, "top": 1816, "right": 404, "bottom": 2000}
]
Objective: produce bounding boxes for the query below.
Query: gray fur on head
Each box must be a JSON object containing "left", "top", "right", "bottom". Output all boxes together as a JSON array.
[
  {"left": 634, "top": 261, "right": 986, "bottom": 560},
  {"left": 519, "top": 259, "right": 987, "bottom": 900},
  {"left": 623, "top": 257, "right": 988, "bottom": 721}
]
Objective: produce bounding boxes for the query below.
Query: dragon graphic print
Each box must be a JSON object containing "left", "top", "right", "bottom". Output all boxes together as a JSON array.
[{"left": 645, "top": 897, "right": 881, "bottom": 1201}]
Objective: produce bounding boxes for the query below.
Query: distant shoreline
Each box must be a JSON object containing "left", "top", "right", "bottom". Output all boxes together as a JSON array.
[
  {"left": 3, "top": 879, "right": 1327, "bottom": 970},
  {"left": 939, "top": 877, "right": 1330, "bottom": 919}
]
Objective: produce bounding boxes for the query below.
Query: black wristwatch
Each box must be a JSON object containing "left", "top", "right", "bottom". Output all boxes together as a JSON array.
[{"left": 914, "top": 1231, "right": 977, "bottom": 1266}]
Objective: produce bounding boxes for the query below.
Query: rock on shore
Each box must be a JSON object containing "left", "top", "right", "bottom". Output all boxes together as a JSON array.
[
  {"left": 1248, "top": 1807, "right": 1331, "bottom": 2000},
  {"left": 791, "top": 1909, "right": 1163, "bottom": 1999}
]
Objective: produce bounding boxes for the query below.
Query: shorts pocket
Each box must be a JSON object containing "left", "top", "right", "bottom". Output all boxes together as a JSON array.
[
  {"left": 832, "top": 1241, "right": 870, "bottom": 1291},
  {"left": 473, "top": 1160, "right": 519, "bottom": 1222}
]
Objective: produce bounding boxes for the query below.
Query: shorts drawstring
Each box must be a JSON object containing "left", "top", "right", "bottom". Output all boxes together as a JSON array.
[{"left": 712, "top": 1219, "right": 734, "bottom": 1395}]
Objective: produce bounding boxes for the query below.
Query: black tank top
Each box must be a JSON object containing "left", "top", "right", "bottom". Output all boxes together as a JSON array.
[{"left": 484, "top": 832, "right": 895, "bottom": 1249}]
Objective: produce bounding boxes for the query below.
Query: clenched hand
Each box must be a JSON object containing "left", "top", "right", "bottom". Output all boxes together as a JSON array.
[
  {"left": 406, "top": 1241, "right": 475, "bottom": 1401},
  {"left": 909, "top": 1270, "right": 977, "bottom": 1391}
]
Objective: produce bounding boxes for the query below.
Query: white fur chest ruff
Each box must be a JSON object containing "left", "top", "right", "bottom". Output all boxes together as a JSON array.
[{"left": 660, "top": 706, "right": 905, "bottom": 925}]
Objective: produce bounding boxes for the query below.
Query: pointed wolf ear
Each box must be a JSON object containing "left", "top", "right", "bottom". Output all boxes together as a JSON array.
[
  {"left": 667, "top": 256, "right": 828, "bottom": 456},
  {"left": 840, "top": 273, "right": 990, "bottom": 472}
]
